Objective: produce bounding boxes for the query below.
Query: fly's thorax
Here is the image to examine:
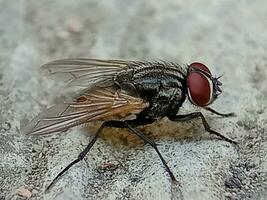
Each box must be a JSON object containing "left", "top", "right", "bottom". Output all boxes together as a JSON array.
[
  {"left": 115, "top": 61, "right": 187, "bottom": 84},
  {"left": 132, "top": 61, "right": 187, "bottom": 82},
  {"left": 114, "top": 61, "right": 188, "bottom": 102},
  {"left": 114, "top": 61, "right": 188, "bottom": 119}
]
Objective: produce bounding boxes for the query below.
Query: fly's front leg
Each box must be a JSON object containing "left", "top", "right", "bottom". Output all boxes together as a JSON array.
[
  {"left": 168, "top": 112, "right": 237, "bottom": 145},
  {"left": 204, "top": 107, "right": 236, "bottom": 117}
]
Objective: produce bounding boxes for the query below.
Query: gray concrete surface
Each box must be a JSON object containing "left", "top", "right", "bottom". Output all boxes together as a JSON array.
[{"left": 0, "top": 0, "right": 266, "bottom": 199}]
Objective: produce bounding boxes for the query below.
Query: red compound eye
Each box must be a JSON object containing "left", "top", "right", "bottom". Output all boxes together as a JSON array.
[
  {"left": 189, "top": 62, "right": 211, "bottom": 74},
  {"left": 187, "top": 62, "right": 212, "bottom": 106}
]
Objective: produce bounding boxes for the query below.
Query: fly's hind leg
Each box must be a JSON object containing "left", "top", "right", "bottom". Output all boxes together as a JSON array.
[
  {"left": 168, "top": 112, "right": 237, "bottom": 145},
  {"left": 46, "top": 121, "right": 122, "bottom": 192}
]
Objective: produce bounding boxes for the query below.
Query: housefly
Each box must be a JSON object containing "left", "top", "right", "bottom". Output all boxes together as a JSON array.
[{"left": 22, "top": 59, "right": 237, "bottom": 191}]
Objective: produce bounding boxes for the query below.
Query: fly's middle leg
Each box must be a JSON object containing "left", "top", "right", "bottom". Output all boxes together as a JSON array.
[
  {"left": 124, "top": 121, "right": 178, "bottom": 184},
  {"left": 94, "top": 119, "right": 178, "bottom": 184}
]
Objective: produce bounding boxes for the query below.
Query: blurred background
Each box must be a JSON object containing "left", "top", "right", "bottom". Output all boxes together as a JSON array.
[{"left": 0, "top": 0, "right": 266, "bottom": 199}]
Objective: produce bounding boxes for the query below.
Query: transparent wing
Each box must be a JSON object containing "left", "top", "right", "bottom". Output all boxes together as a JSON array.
[
  {"left": 22, "top": 87, "right": 149, "bottom": 135},
  {"left": 41, "top": 58, "right": 134, "bottom": 88}
]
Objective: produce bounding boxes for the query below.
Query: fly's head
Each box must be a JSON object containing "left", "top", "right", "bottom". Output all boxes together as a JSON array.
[{"left": 186, "top": 62, "right": 223, "bottom": 107}]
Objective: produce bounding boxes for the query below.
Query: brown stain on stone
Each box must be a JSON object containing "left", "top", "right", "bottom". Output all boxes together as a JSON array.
[{"left": 85, "top": 118, "right": 202, "bottom": 148}]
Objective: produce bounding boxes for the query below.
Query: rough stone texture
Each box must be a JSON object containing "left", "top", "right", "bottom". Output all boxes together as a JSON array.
[{"left": 0, "top": 0, "right": 266, "bottom": 199}]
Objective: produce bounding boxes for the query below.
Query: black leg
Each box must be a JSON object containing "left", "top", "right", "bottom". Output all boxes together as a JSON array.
[
  {"left": 168, "top": 112, "right": 237, "bottom": 145},
  {"left": 45, "top": 121, "right": 116, "bottom": 191},
  {"left": 45, "top": 119, "right": 174, "bottom": 191},
  {"left": 100, "top": 119, "right": 177, "bottom": 183},
  {"left": 45, "top": 118, "right": 156, "bottom": 191},
  {"left": 204, "top": 107, "right": 236, "bottom": 117},
  {"left": 124, "top": 122, "right": 178, "bottom": 183}
]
